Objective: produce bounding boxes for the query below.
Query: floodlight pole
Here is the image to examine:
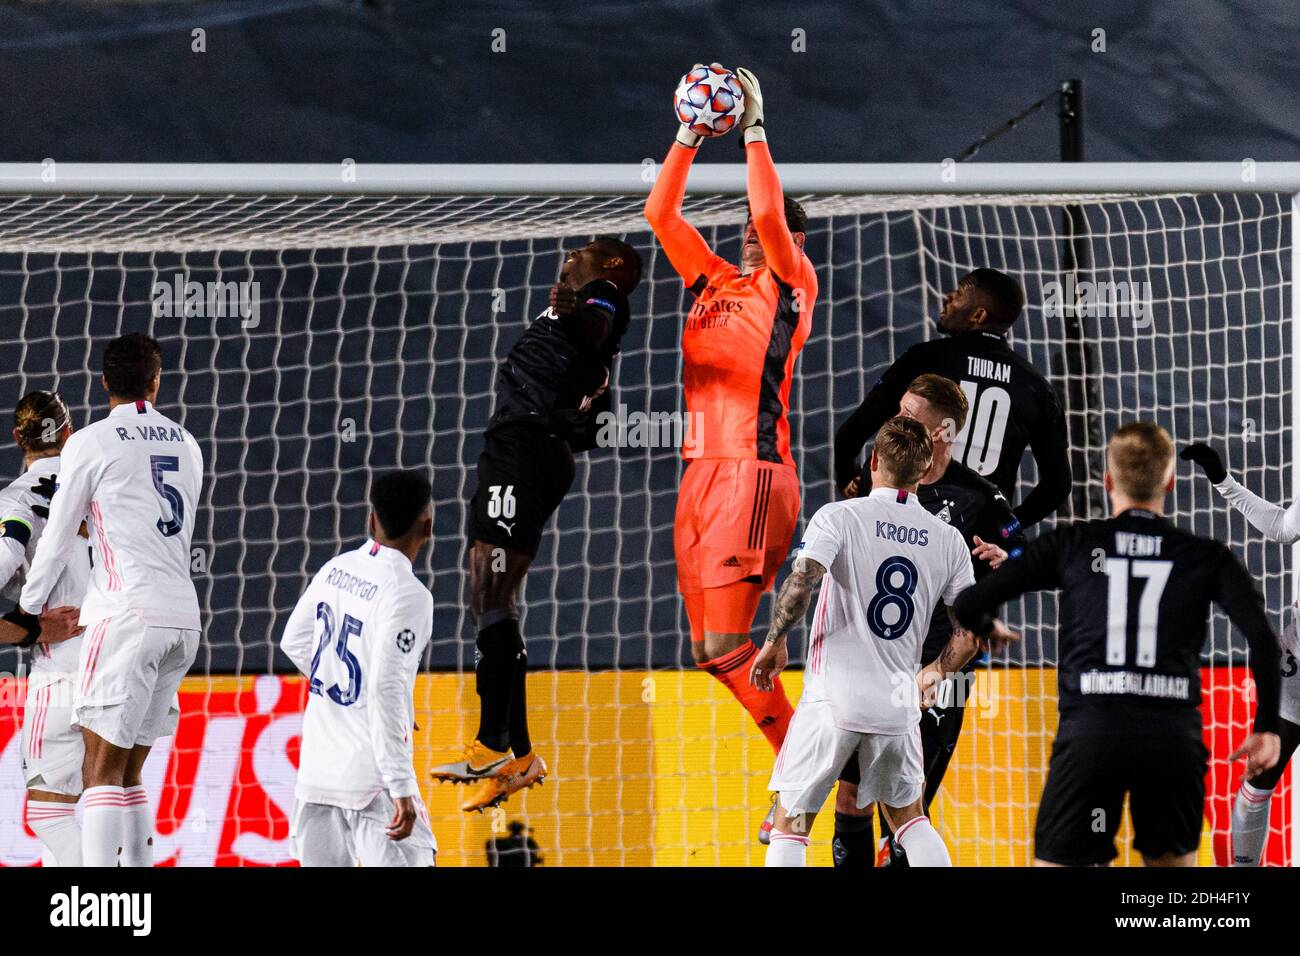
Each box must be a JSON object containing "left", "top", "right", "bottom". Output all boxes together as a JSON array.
[{"left": 1056, "top": 79, "right": 1106, "bottom": 520}]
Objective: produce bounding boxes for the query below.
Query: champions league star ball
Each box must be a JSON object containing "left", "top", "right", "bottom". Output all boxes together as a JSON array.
[{"left": 674, "top": 64, "right": 745, "bottom": 138}]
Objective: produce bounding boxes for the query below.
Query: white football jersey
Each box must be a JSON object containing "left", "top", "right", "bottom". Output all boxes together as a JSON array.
[
  {"left": 0, "top": 455, "right": 92, "bottom": 681},
  {"left": 280, "top": 539, "right": 433, "bottom": 810},
  {"left": 21, "top": 401, "right": 204, "bottom": 631},
  {"left": 798, "top": 486, "right": 975, "bottom": 735}
]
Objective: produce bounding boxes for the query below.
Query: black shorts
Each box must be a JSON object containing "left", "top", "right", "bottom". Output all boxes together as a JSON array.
[
  {"left": 1034, "top": 733, "right": 1208, "bottom": 866},
  {"left": 469, "top": 422, "right": 575, "bottom": 558}
]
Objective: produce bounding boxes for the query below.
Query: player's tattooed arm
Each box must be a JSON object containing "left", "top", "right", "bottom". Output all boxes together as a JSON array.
[
  {"left": 939, "top": 607, "right": 979, "bottom": 671},
  {"left": 917, "top": 609, "right": 979, "bottom": 708},
  {"left": 765, "top": 555, "right": 825, "bottom": 646},
  {"left": 750, "top": 556, "right": 825, "bottom": 692}
]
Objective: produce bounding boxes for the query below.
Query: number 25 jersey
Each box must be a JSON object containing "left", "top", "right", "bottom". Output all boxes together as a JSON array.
[
  {"left": 279, "top": 540, "right": 434, "bottom": 810},
  {"left": 797, "top": 487, "right": 975, "bottom": 735}
]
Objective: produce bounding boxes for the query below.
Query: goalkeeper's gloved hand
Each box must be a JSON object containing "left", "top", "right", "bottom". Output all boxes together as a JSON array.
[
  {"left": 735, "top": 67, "right": 765, "bottom": 145},
  {"left": 1180, "top": 442, "right": 1227, "bottom": 484},
  {"left": 674, "top": 63, "right": 713, "bottom": 149}
]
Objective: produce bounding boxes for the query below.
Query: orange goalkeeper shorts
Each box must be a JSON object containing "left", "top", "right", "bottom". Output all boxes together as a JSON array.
[{"left": 674, "top": 458, "right": 801, "bottom": 594}]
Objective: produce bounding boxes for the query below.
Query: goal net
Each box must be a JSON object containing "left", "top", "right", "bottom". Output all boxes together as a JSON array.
[{"left": 0, "top": 168, "right": 1293, "bottom": 867}]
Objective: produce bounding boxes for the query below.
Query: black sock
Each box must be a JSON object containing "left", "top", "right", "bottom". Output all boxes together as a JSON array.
[
  {"left": 474, "top": 618, "right": 522, "bottom": 753},
  {"left": 832, "top": 812, "right": 874, "bottom": 868},
  {"left": 509, "top": 651, "right": 531, "bottom": 757}
]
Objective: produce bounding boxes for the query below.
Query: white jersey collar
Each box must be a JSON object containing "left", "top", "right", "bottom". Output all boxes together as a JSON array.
[
  {"left": 866, "top": 486, "right": 920, "bottom": 507},
  {"left": 359, "top": 538, "right": 414, "bottom": 569},
  {"left": 108, "top": 399, "right": 155, "bottom": 418},
  {"left": 25, "top": 455, "right": 60, "bottom": 475}
]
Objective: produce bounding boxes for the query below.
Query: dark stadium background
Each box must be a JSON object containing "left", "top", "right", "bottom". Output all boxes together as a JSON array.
[{"left": 0, "top": 0, "right": 1295, "bottom": 676}]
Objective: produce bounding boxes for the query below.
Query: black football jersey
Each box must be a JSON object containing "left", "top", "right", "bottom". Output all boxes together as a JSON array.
[
  {"left": 914, "top": 460, "right": 1027, "bottom": 665},
  {"left": 834, "top": 331, "right": 1071, "bottom": 527},
  {"left": 488, "top": 279, "right": 630, "bottom": 446},
  {"left": 954, "top": 509, "right": 1282, "bottom": 738}
]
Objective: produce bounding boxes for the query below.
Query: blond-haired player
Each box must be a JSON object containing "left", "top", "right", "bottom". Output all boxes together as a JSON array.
[
  {"left": 956, "top": 423, "right": 1282, "bottom": 866},
  {"left": 751, "top": 416, "right": 1006, "bottom": 866}
]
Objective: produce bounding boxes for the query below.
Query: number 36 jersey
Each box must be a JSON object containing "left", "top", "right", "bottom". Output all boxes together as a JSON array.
[
  {"left": 21, "top": 400, "right": 204, "bottom": 631},
  {"left": 280, "top": 540, "right": 433, "bottom": 810},
  {"left": 797, "top": 487, "right": 975, "bottom": 735}
]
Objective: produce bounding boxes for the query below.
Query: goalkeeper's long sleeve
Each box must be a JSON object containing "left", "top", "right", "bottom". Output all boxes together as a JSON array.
[
  {"left": 745, "top": 140, "right": 803, "bottom": 285},
  {"left": 643, "top": 143, "right": 717, "bottom": 285},
  {"left": 1215, "top": 474, "right": 1300, "bottom": 544}
]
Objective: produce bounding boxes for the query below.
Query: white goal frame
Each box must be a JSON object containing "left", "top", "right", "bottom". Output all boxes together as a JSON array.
[{"left": 0, "top": 161, "right": 1294, "bottom": 866}]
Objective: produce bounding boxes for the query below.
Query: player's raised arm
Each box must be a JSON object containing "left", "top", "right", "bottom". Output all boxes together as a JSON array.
[
  {"left": 833, "top": 352, "right": 922, "bottom": 494},
  {"left": 19, "top": 431, "right": 103, "bottom": 616},
  {"left": 1183, "top": 442, "right": 1300, "bottom": 544},
  {"left": 1013, "top": 392, "right": 1073, "bottom": 527},
  {"left": 643, "top": 69, "right": 719, "bottom": 285},
  {"left": 736, "top": 68, "right": 809, "bottom": 287}
]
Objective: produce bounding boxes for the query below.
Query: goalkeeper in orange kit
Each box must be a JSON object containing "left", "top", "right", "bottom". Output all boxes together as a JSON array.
[{"left": 644, "top": 66, "right": 817, "bottom": 838}]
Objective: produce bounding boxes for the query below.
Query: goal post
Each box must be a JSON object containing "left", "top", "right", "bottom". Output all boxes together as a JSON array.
[{"left": 0, "top": 163, "right": 1294, "bottom": 867}]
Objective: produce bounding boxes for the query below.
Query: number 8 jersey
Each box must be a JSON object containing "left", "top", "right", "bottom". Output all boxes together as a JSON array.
[
  {"left": 21, "top": 400, "right": 204, "bottom": 631},
  {"left": 797, "top": 487, "right": 975, "bottom": 735}
]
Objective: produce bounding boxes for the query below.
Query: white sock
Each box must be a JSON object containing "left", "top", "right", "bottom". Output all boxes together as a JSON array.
[
  {"left": 26, "top": 800, "right": 82, "bottom": 867},
  {"left": 120, "top": 785, "right": 153, "bottom": 867},
  {"left": 1231, "top": 781, "right": 1273, "bottom": 866},
  {"left": 894, "top": 815, "right": 951, "bottom": 867},
  {"left": 765, "top": 832, "right": 809, "bottom": 867},
  {"left": 81, "top": 785, "right": 125, "bottom": 867}
]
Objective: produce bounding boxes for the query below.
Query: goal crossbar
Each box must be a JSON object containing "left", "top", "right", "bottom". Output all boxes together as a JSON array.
[{"left": 1, "top": 161, "right": 1298, "bottom": 195}]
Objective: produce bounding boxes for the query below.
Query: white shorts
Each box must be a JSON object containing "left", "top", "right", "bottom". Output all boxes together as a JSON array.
[
  {"left": 74, "top": 613, "right": 199, "bottom": 749},
  {"left": 768, "top": 698, "right": 924, "bottom": 814},
  {"left": 290, "top": 792, "right": 438, "bottom": 867},
  {"left": 21, "top": 678, "right": 83, "bottom": 797}
]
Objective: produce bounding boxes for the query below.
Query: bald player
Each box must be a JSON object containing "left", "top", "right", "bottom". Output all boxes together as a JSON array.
[{"left": 645, "top": 66, "right": 816, "bottom": 755}]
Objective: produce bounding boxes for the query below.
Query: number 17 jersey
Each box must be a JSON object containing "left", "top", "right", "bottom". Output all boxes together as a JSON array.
[{"left": 797, "top": 487, "right": 975, "bottom": 735}]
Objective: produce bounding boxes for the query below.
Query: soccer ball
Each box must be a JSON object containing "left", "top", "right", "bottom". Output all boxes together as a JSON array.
[{"left": 674, "top": 65, "right": 745, "bottom": 138}]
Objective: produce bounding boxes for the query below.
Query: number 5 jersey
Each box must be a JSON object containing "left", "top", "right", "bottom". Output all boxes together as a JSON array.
[{"left": 20, "top": 400, "right": 203, "bottom": 632}]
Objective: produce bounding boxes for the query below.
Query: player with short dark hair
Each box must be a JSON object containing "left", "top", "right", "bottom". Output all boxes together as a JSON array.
[
  {"left": 281, "top": 468, "right": 438, "bottom": 866},
  {"left": 831, "top": 373, "right": 1027, "bottom": 866},
  {"left": 1180, "top": 440, "right": 1300, "bottom": 865},
  {"left": 21, "top": 333, "right": 205, "bottom": 867},
  {"left": 954, "top": 422, "right": 1283, "bottom": 866},
  {"left": 644, "top": 65, "right": 816, "bottom": 764},
  {"left": 431, "top": 237, "right": 642, "bottom": 813},
  {"left": 101, "top": 333, "right": 163, "bottom": 400},
  {"left": 834, "top": 268, "right": 1071, "bottom": 531}
]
